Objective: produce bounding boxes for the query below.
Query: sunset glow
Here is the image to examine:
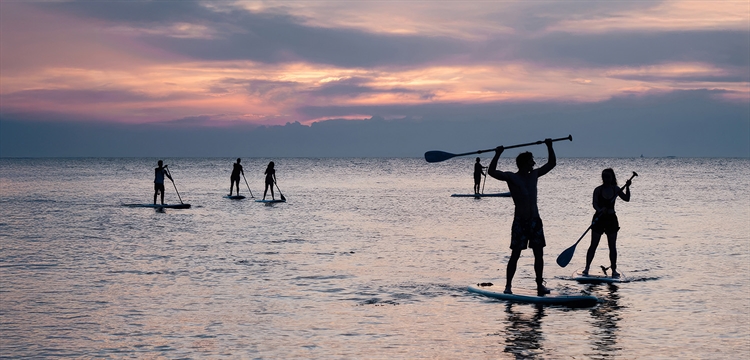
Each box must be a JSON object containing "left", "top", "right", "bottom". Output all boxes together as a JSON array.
[{"left": 1, "top": 1, "right": 748, "bottom": 132}]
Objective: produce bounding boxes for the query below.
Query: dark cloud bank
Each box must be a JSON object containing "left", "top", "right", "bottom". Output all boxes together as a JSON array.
[
  {"left": 2, "top": 90, "right": 748, "bottom": 158},
  {"left": 44, "top": 1, "right": 749, "bottom": 71}
]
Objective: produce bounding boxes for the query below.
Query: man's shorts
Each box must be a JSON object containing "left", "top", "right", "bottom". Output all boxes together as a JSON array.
[
  {"left": 510, "top": 217, "right": 546, "bottom": 250},
  {"left": 154, "top": 183, "right": 165, "bottom": 193},
  {"left": 591, "top": 213, "right": 620, "bottom": 234}
]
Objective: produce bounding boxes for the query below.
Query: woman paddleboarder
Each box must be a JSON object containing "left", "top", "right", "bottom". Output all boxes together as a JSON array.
[
  {"left": 582, "top": 168, "right": 632, "bottom": 278},
  {"left": 263, "top": 161, "right": 277, "bottom": 200}
]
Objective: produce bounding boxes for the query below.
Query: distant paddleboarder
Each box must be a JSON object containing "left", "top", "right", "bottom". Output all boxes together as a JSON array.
[
  {"left": 229, "top": 158, "right": 244, "bottom": 196},
  {"left": 582, "top": 168, "right": 631, "bottom": 278},
  {"left": 263, "top": 161, "right": 277, "bottom": 200},
  {"left": 474, "top": 157, "right": 486, "bottom": 194},
  {"left": 154, "top": 160, "right": 173, "bottom": 205},
  {"left": 487, "top": 138, "right": 556, "bottom": 296}
]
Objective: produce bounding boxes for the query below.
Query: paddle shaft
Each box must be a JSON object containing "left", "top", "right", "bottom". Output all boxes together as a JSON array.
[
  {"left": 164, "top": 166, "right": 184, "bottom": 204},
  {"left": 242, "top": 173, "right": 254, "bottom": 198},
  {"left": 490, "top": 134, "right": 572, "bottom": 152},
  {"left": 481, "top": 170, "right": 487, "bottom": 194},
  {"left": 425, "top": 135, "right": 572, "bottom": 163}
]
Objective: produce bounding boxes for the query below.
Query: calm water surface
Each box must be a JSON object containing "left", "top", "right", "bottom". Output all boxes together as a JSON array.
[{"left": 1, "top": 157, "right": 748, "bottom": 359}]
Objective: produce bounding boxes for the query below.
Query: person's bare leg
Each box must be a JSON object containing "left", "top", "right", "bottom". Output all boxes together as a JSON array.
[
  {"left": 584, "top": 232, "right": 603, "bottom": 275},
  {"left": 607, "top": 232, "right": 619, "bottom": 277},
  {"left": 504, "top": 249, "right": 522, "bottom": 294}
]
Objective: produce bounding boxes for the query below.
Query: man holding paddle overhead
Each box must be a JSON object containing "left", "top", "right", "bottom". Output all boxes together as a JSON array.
[
  {"left": 154, "top": 160, "right": 173, "bottom": 205},
  {"left": 487, "top": 138, "right": 556, "bottom": 296}
]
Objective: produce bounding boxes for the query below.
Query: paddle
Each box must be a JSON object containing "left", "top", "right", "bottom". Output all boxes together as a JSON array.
[
  {"left": 242, "top": 173, "right": 255, "bottom": 198},
  {"left": 275, "top": 181, "right": 286, "bottom": 201},
  {"left": 556, "top": 171, "right": 638, "bottom": 268},
  {"left": 424, "top": 135, "right": 572, "bottom": 163},
  {"left": 481, "top": 170, "right": 487, "bottom": 194},
  {"left": 164, "top": 165, "right": 185, "bottom": 205}
]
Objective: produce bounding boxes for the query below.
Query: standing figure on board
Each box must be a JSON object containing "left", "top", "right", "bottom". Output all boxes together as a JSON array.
[
  {"left": 487, "top": 139, "right": 556, "bottom": 296},
  {"left": 583, "top": 168, "right": 631, "bottom": 278},
  {"left": 263, "top": 161, "right": 276, "bottom": 200},
  {"left": 229, "top": 158, "right": 244, "bottom": 196},
  {"left": 474, "top": 157, "right": 486, "bottom": 194},
  {"left": 154, "top": 160, "right": 173, "bottom": 205}
]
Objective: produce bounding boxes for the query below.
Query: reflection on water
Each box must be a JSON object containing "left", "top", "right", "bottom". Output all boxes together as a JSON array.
[
  {"left": 492, "top": 285, "right": 624, "bottom": 360},
  {"left": 588, "top": 284, "right": 623, "bottom": 358},
  {"left": 503, "top": 303, "right": 546, "bottom": 359},
  {"left": 1, "top": 157, "right": 748, "bottom": 358}
]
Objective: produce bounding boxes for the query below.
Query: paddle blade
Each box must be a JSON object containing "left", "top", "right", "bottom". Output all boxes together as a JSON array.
[
  {"left": 424, "top": 151, "right": 455, "bottom": 163},
  {"left": 556, "top": 243, "right": 578, "bottom": 268},
  {"left": 275, "top": 183, "right": 286, "bottom": 201}
]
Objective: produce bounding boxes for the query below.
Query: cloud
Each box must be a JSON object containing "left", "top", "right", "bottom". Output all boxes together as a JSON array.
[
  {"left": 45, "top": 0, "right": 214, "bottom": 24},
  {"left": 32, "top": 1, "right": 748, "bottom": 71},
  {"left": 2, "top": 88, "right": 197, "bottom": 105},
  {"left": 303, "top": 77, "right": 432, "bottom": 99},
  {"left": 3, "top": 89, "right": 747, "bottom": 158},
  {"left": 2, "top": 1, "right": 747, "bottom": 146},
  {"left": 38, "top": 0, "right": 467, "bottom": 68},
  {"left": 504, "top": 30, "right": 750, "bottom": 69},
  {"left": 610, "top": 74, "right": 748, "bottom": 84}
]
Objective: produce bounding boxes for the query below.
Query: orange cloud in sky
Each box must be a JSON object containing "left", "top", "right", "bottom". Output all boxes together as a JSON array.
[
  {"left": 1, "top": 1, "right": 747, "bottom": 127},
  {"left": 3, "top": 59, "right": 746, "bottom": 124},
  {"left": 551, "top": 1, "right": 749, "bottom": 33}
]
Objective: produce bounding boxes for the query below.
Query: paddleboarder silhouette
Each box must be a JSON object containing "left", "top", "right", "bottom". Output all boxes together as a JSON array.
[
  {"left": 582, "top": 168, "right": 631, "bottom": 278},
  {"left": 474, "top": 157, "right": 486, "bottom": 194},
  {"left": 487, "top": 138, "right": 556, "bottom": 296},
  {"left": 229, "top": 158, "right": 244, "bottom": 196},
  {"left": 153, "top": 160, "right": 172, "bottom": 205},
  {"left": 263, "top": 161, "right": 276, "bottom": 200}
]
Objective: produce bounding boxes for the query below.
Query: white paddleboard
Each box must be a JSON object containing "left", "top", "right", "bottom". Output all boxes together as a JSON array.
[
  {"left": 451, "top": 192, "right": 511, "bottom": 198},
  {"left": 468, "top": 283, "right": 599, "bottom": 307},
  {"left": 123, "top": 203, "right": 191, "bottom": 209}
]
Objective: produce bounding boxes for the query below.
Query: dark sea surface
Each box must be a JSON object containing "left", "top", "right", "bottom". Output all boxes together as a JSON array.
[{"left": 1, "top": 157, "right": 748, "bottom": 358}]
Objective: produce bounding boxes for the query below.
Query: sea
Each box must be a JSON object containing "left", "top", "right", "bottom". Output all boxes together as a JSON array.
[{"left": 1, "top": 157, "right": 748, "bottom": 359}]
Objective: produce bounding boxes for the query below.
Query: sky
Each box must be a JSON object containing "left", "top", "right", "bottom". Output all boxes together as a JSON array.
[{"left": 1, "top": 0, "right": 748, "bottom": 158}]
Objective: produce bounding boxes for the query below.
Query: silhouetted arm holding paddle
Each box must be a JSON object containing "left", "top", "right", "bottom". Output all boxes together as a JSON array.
[
  {"left": 163, "top": 165, "right": 174, "bottom": 182},
  {"left": 535, "top": 139, "right": 556, "bottom": 177},
  {"left": 424, "top": 135, "right": 571, "bottom": 163},
  {"left": 487, "top": 146, "right": 506, "bottom": 181},
  {"left": 593, "top": 180, "right": 630, "bottom": 214}
]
